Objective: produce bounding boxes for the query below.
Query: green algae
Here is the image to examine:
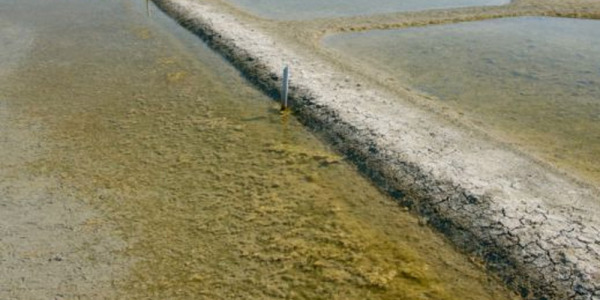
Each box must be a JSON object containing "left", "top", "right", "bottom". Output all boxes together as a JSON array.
[{"left": 0, "top": 0, "right": 518, "bottom": 298}]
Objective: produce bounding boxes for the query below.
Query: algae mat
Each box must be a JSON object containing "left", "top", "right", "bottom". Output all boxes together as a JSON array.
[{"left": 0, "top": 0, "right": 518, "bottom": 298}]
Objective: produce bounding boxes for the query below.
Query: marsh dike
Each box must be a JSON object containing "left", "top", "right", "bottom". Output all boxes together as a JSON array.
[{"left": 153, "top": 0, "right": 600, "bottom": 298}]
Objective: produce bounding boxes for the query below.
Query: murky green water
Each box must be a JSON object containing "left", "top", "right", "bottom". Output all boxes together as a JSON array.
[
  {"left": 0, "top": 0, "right": 518, "bottom": 298},
  {"left": 324, "top": 17, "right": 600, "bottom": 185},
  {"left": 223, "top": 0, "right": 510, "bottom": 20}
]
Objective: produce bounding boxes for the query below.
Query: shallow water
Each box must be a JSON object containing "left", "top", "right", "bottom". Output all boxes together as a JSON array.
[
  {"left": 223, "top": 0, "right": 510, "bottom": 20},
  {"left": 324, "top": 17, "right": 600, "bottom": 185},
  {"left": 0, "top": 0, "right": 518, "bottom": 298}
]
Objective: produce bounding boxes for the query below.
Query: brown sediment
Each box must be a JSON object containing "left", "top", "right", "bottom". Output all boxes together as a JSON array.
[{"left": 152, "top": 0, "right": 600, "bottom": 299}]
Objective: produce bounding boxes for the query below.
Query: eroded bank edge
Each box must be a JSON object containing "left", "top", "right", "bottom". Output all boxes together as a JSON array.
[{"left": 151, "top": 1, "right": 600, "bottom": 299}]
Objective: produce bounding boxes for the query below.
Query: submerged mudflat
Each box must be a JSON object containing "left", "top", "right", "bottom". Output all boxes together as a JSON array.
[
  {"left": 324, "top": 17, "right": 600, "bottom": 185},
  {"left": 222, "top": 0, "right": 510, "bottom": 20},
  {"left": 0, "top": 0, "right": 518, "bottom": 298}
]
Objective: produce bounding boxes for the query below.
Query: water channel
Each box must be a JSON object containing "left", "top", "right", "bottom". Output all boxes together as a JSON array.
[
  {"left": 0, "top": 0, "right": 518, "bottom": 298},
  {"left": 324, "top": 17, "right": 600, "bottom": 186},
  {"left": 221, "top": 0, "right": 510, "bottom": 20}
]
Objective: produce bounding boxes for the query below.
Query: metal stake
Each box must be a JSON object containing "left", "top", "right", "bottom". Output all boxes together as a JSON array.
[{"left": 281, "top": 65, "right": 289, "bottom": 110}]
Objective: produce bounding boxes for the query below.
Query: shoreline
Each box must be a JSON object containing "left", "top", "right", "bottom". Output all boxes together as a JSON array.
[{"left": 152, "top": 0, "right": 600, "bottom": 298}]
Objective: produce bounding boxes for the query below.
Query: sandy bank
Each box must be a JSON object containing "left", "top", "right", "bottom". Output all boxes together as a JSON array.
[{"left": 153, "top": 0, "right": 600, "bottom": 298}]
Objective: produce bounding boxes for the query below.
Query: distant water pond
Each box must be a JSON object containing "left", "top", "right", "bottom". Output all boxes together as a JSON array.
[
  {"left": 223, "top": 0, "right": 510, "bottom": 20},
  {"left": 324, "top": 17, "right": 600, "bottom": 184}
]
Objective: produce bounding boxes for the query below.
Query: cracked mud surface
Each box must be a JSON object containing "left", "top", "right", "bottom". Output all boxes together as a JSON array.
[{"left": 154, "top": 0, "right": 600, "bottom": 298}]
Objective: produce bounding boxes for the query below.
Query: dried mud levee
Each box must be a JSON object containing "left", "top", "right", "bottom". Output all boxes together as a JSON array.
[{"left": 153, "top": 0, "right": 600, "bottom": 298}]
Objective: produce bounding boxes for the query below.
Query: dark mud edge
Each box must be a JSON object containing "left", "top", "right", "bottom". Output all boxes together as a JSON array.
[{"left": 153, "top": 1, "right": 600, "bottom": 299}]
